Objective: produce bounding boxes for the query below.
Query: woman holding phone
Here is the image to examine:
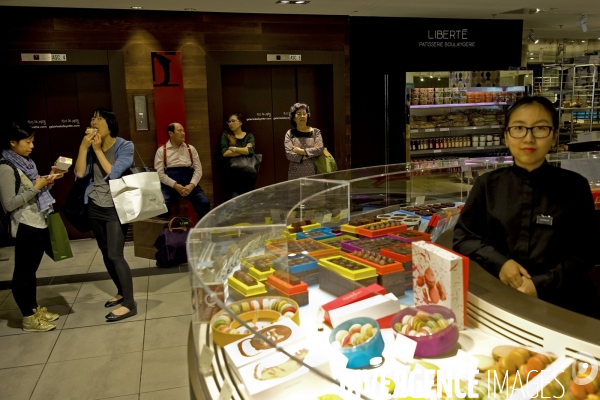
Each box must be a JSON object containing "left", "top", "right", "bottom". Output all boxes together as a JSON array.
[
  {"left": 0, "top": 121, "right": 66, "bottom": 331},
  {"left": 74, "top": 108, "right": 136, "bottom": 322}
]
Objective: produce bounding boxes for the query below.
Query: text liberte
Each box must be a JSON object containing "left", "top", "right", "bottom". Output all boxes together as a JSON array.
[{"left": 428, "top": 29, "right": 468, "bottom": 40}]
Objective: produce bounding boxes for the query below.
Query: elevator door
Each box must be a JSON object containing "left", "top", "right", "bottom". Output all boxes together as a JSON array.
[
  {"left": 218, "top": 65, "right": 334, "bottom": 192},
  {"left": 1, "top": 66, "right": 112, "bottom": 240}
]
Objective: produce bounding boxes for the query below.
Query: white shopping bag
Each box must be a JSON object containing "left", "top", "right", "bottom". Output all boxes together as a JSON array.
[{"left": 109, "top": 172, "right": 168, "bottom": 224}]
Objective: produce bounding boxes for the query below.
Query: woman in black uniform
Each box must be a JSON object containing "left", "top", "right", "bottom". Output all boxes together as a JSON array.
[{"left": 453, "top": 96, "right": 600, "bottom": 318}]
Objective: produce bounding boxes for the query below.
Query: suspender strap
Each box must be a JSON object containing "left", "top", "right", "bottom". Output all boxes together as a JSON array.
[{"left": 163, "top": 142, "right": 193, "bottom": 169}]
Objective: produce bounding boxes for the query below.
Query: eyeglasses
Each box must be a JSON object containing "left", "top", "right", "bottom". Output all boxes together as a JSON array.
[
  {"left": 295, "top": 113, "right": 309, "bottom": 117},
  {"left": 506, "top": 126, "right": 554, "bottom": 138},
  {"left": 227, "top": 120, "right": 240, "bottom": 124}
]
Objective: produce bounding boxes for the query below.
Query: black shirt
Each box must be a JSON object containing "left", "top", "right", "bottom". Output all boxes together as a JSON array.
[{"left": 453, "top": 161, "right": 599, "bottom": 317}]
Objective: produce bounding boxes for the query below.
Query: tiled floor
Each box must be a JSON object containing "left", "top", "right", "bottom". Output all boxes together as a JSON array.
[{"left": 0, "top": 240, "right": 192, "bottom": 400}]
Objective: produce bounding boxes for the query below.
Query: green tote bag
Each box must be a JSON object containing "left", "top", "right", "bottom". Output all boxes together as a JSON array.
[
  {"left": 47, "top": 213, "right": 73, "bottom": 262},
  {"left": 313, "top": 148, "right": 338, "bottom": 175}
]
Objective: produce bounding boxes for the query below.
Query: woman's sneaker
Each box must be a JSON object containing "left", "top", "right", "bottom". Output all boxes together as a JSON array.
[
  {"left": 34, "top": 306, "right": 59, "bottom": 322},
  {"left": 22, "top": 314, "right": 56, "bottom": 332}
]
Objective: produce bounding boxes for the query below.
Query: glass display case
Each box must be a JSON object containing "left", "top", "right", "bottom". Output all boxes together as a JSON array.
[{"left": 186, "top": 158, "right": 600, "bottom": 400}]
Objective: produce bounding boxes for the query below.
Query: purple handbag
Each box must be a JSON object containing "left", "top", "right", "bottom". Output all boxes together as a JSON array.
[{"left": 154, "top": 217, "right": 191, "bottom": 268}]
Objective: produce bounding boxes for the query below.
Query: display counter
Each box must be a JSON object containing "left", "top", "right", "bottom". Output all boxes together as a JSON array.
[{"left": 186, "top": 156, "right": 600, "bottom": 400}]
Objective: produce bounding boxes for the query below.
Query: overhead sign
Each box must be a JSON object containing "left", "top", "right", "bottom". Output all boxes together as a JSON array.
[
  {"left": 267, "top": 54, "right": 301, "bottom": 62},
  {"left": 21, "top": 53, "right": 67, "bottom": 62}
]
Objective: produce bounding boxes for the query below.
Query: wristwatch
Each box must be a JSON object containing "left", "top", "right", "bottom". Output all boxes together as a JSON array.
[{"left": 233, "top": 147, "right": 237, "bottom": 152}]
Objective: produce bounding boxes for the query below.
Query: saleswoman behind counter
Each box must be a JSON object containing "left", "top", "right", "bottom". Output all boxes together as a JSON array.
[{"left": 453, "top": 96, "right": 600, "bottom": 319}]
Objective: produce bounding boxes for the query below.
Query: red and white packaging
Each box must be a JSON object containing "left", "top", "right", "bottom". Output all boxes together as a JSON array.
[
  {"left": 328, "top": 292, "right": 400, "bottom": 328},
  {"left": 412, "top": 241, "right": 468, "bottom": 326},
  {"left": 320, "top": 283, "right": 386, "bottom": 326}
]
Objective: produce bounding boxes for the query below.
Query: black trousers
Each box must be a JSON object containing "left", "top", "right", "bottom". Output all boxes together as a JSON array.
[
  {"left": 13, "top": 223, "right": 51, "bottom": 316},
  {"left": 161, "top": 167, "right": 210, "bottom": 221},
  {"left": 87, "top": 202, "right": 135, "bottom": 310}
]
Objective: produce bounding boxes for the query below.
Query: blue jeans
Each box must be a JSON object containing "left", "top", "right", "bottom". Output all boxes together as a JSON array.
[{"left": 161, "top": 167, "right": 210, "bottom": 221}]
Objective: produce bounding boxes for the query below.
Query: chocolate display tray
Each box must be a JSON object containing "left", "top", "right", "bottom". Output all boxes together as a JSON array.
[
  {"left": 344, "top": 252, "right": 404, "bottom": 275},
  {"left": 341, "top": 235, "right": 404, "bottom": 253},
  {"left": 296, "top": 227, "right": 337, "bottom": 241},
  {"left": 272, "top": 254, "right": 319, "bottom": 275},
  {"left": 318, "top": 256, "right": 378, "bottom": 281}
]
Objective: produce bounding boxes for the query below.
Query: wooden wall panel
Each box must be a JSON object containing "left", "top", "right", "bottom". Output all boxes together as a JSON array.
[{"left": 0, "top": 6, "right": 351, "bottom": 208}]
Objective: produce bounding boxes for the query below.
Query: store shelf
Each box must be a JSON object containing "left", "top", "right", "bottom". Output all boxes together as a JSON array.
[
  {"left": 410, "top": 102, "right": 510, "bottom": 109},
  {"left": 410, "top": 145, "right": 506, "bottom": 156},
  {"left": 561, "top": 106, "right": 600, "bottom": 111},
  {"left": 411, "top": 124, "right": 503, "bottom": 134}
]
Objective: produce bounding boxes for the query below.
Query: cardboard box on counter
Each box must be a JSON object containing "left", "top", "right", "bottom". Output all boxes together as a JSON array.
[
  {"left": 224, "top": 318, "right": 306, "bottom": 370},
  {"left": 412, "top": 241, "right": 468, "bottom": 326},
  {"left": 238, "top": 340, "right": 332, "bottom": 400},
  {"left": 132, "top": 218, "right": 169, "bottom": 259},
  {"left": 328, "top": 292, "right": 400, "bottom": 328},
  {"left": 321, "top": 283, "right": 386, "bottom": 325}
]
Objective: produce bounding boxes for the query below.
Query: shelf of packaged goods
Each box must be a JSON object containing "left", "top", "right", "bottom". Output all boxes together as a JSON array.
[
  {"left": 410, "top": 102, "right": 511, "bottom": 109},
  {"left": 561, "top": 106, "right": 600, "bottom": 111},
  {"left": 410, "top": 145, "right": 507, "bottom": 156},
  {"left": 410, "top": 125, "right": 503, "bottom": 134}
]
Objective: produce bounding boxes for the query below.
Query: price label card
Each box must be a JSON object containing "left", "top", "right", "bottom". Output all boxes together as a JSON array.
[
  {"left": 415, "top": 196, "right": 426, "bottom": 205},
  {"left": 477, "top": 146, "right": 484, "bottom": 150},
  {"left": 322, "top": 213, "right": 332, "bottom": 223},
  {"left": 199, "top": 344, "right": 214, "bottom": 376},
  {"left": 434, "top": 149, "right": 442, "bottom": 153},
  {"left": 218, "top": 380, "right": 233, "bottom": 400},
  {"left": 340, "top": 209, "right": 349, "bottom": 220},
  {"left": 270, "top": 209, "right": 282, "bottom": 223},
  {"left": 439, "top": 128, "right": 450, "bottom": 131},
  {"left": 424, "top": 128, "right": 435, "bottom": 132},
  {"left": 394, "top": 333, "right": 417, "bottom": 364}
]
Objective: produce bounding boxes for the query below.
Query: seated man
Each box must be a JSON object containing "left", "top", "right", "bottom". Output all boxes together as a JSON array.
[{"left": 154, "top": 122, "right": 210, "bottom": 221}]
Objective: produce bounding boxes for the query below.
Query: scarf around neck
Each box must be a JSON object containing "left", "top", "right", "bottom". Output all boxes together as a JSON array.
[{"left": 1, "top": 149, "right": 54, "bottom": 217}]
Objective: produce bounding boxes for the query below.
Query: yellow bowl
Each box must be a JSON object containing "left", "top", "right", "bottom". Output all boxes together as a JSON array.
[{"left": 211, "top": 296, "right": 301, "bottom": 347}]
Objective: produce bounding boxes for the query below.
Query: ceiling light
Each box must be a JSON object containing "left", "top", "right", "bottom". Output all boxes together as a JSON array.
[
  {"left": 429, "top": 74, "right": 433, "bottom": 78},
  {"left": 582, "top": 40, "right": 586, "bottom": 43},
  {"left": 577, "top": 14, "right": 588, "bottom": 32},
  {"left": 131, "top": 6, "right": 143, "bottom": 9},
  {"left": 530, "top": 57, "right": 534, "bottom": 60},
  {"left": 535, "top": 8, "right": 540, "bottom": 13},
  {"left": 438, "top": 77, "right": 441, "bottom": 81},
  {"left": 528, "top": 30, "right": 539, "bottom": 44}
]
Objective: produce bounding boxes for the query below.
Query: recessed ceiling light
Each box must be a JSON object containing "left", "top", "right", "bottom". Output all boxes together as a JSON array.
[
  {"left": 582, "top": 40, "right": 586, "bottom": 43},
  {"left": 184, "top": 8, "right": 196, "bottom": 11},
  {"left": 530, "top": 57, "right": 534, "bottom": 60},
  {"left": 131, "top": 6, "right": 143, "bottom": 9}
]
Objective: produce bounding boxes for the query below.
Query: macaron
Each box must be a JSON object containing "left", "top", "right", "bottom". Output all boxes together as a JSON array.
[
  {"left": 230, "top": 304, "right": 241, "bottom": 315},
  {"left": 213, "top": 319, "right": 228, "bottom": 331},
  {"left": 401, "top": 325, "right": 410, "bottom": 335},
  {"left": 241, "top": 302, "right": 250, "bottom": 313},
  {"left": 402, "top": 315, "right": 412, "bottom": 325},
  {"left": 277, "top": 301, "right": 289, "bottom": 313},
  {"left": 280, "top": 304, "right": 295, "bottom": 315},
  {"left": 262, "top": 299, "right": 270, "bottom": 310},
  {"left": 250, "top": 300, "right": 260, "bottom": 311},
  {"left": 219, "top": 326, "right": 232, "bottom": 333},
  {"left": 437, "top": 319, "right": 449, "bottom": 329}
]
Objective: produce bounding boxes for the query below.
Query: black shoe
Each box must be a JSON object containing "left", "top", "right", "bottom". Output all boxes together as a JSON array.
[
  {"left": 104, "top": 298, "right": 124, "bottom": 308},
  {"left": 105, "top": 307, "right": 137, "bottom": 322}
]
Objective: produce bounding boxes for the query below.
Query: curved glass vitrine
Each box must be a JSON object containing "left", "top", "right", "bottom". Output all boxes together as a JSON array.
[{"left": 186, "top": 155, "right": 600, "bottom": 400}]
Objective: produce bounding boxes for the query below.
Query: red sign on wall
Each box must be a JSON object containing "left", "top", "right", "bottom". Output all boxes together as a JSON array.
[{"left": 151, "top": 51, "right": 187, "bottom": 146}]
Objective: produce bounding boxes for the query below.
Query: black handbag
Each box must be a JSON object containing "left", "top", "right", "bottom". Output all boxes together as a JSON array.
[
  {"left": 229, "top": 153, "right": 262, "bottom": 174},
  {"left": 62, "top": 174, "right": 92, "bottom": 233}
]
